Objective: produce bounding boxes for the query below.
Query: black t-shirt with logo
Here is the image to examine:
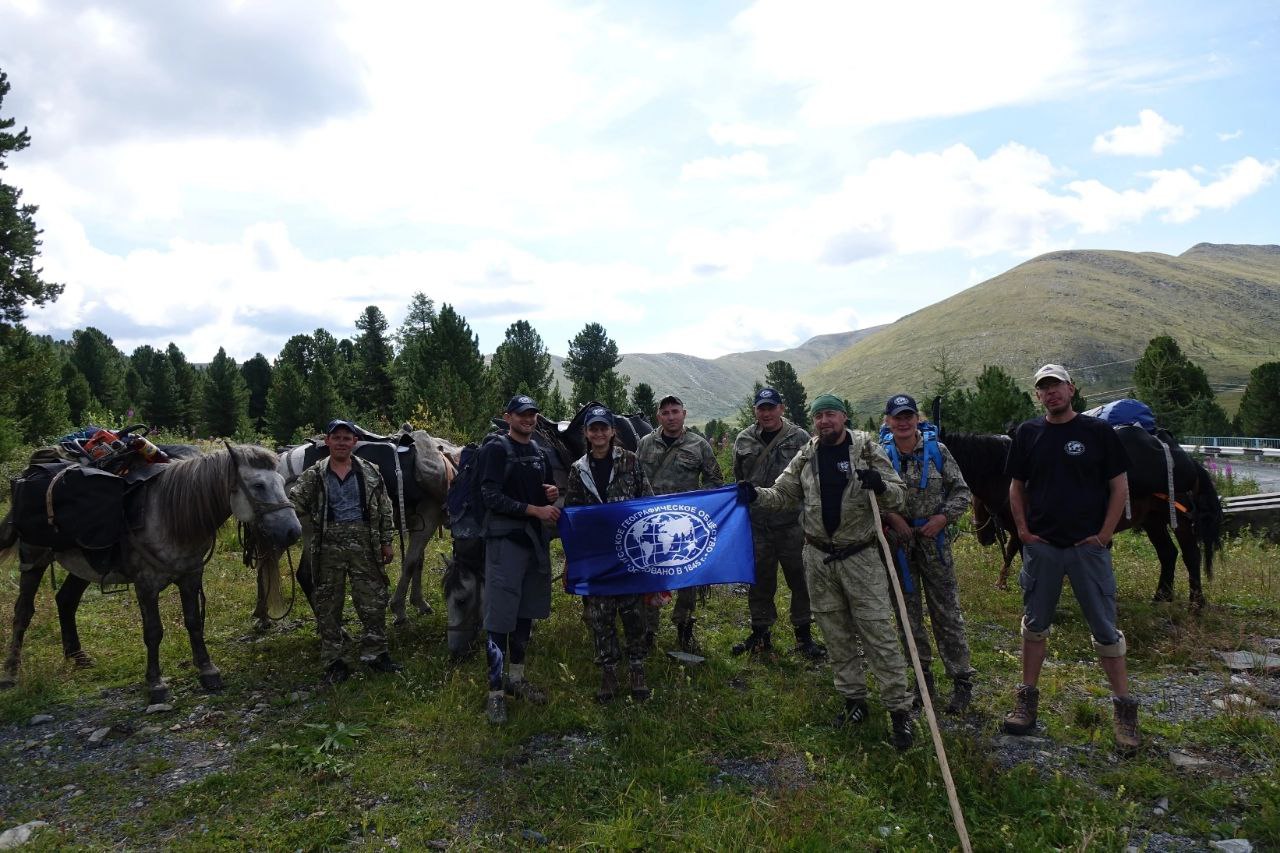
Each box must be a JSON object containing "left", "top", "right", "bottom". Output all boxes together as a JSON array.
[
  {"left": 816, "top": 440, "right": 853, "bottom": 537},
  {"left": 1006, "top": 414, "right": 1129, "bottom": 547}
]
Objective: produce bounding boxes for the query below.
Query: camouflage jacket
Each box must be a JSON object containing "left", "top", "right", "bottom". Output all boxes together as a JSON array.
[
  {"left": 564, "top": 447, "right": 654, "bottom": 506},
  {"left": 754, "top": 430, "right": 906, "bottom": 548},
  {"left": 733, "top": 419, "right": 811, "bottom": 528},
  {"left": 636, "top": 429, "right": 723, "bottom": 495},
  {"left": 882, "top": 433, "right": 972, "bottom": 524},
  {"left": 290, "top": 455, "right": 395, "bottom": 555}
]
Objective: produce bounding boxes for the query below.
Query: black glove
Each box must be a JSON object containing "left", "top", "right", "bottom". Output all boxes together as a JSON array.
[
  {"left": 855, "top": 468, "right": 887, "bottom": 495},
  {"left": 736, "top": 481, "right": 758, "bottom": 504}
]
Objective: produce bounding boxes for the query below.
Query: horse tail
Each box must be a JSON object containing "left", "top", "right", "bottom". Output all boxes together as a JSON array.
[{"left": 1192, "top": 463, "right": 1224, "bottom": 580}]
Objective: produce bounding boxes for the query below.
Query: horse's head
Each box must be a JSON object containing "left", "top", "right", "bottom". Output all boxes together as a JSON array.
[
  {"left": 226, "top": 444, "right": 302, "bottom": 549},
  {"left": 442, "top": 546, "right": 484, "bottom": 660}
]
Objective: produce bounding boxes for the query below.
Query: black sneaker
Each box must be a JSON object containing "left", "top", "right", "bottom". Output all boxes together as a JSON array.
[
  {"left": 366, "top": 653, "right": 405, "bottom": 674},
  {"left": 834, "top": 697, "right": 869, "bottom": 728},
  {"left": 890, "top": 710, "right": 915, "bottom": 751},
  {"left": 323, "top": 659, "right": 351, "bottom": 685}
]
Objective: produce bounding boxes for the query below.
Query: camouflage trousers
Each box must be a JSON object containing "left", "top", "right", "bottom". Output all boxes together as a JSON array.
[
  {"left": 644, "top": 586, "right": 699, "bottom": 632},
  {"left": 804, "top": 542, "right": 911, "bottom": 713},
  {"left": 892, "top": 535, "right": 975, "bottom": 681},
  {"left": 312, "top": 522, "right": 389, "bottom": 665},
  {"left": 582, "top": 594, "right": 647, "bottom": 667},
  {"left": 747, "top": 523, "right": 812, "bottom": 630}
]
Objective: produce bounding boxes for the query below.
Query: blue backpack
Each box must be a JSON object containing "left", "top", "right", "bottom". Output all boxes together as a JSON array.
[{"left": 879, "top": 421, "right": 945, "bottom": 490}]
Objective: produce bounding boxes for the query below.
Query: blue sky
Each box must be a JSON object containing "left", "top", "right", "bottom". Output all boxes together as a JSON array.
[{"left": 2, "top": 0, "right": 1277, "bottom": 364}]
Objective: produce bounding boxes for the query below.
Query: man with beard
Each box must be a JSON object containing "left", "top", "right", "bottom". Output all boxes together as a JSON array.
[{"left": 738, "top": 395, "right": 915, "bottom": 750}]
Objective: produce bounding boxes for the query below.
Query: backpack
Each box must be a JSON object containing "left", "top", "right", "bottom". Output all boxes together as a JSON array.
[
  {"left": 879, "top": 421, "right": 945, "bottom": 490},
  {"left": 445, "top": 433, "right": 519, "bottom": 540},
  {"left": 1084, "top": 398, "right": 1157, "bottom": 434}
]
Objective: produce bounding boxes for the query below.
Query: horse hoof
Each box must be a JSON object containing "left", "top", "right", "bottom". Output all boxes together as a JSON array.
[
  {"left": 415, "top": 602, "right": 434, "bottom": 617},
  {"left": 995, "top": 581, "right": 1008, "bottom": 592},
  {"left": 393, "top": 615, "right": 409, "bottom": 628},
  {"left": 148, "top": 685, "right": 171, "bottom": 705},
  {"left": 253, "top": 618, "right": 272, "bottom": 634},
  {"left": 1152, "top": 589, "right": 1174, "bottom": 604},
  {"left": 199, "top": 672, "right": 225, "bottom": 693},
  {"left": 66, "top": 650, "right": 95, "bottom": 668}
]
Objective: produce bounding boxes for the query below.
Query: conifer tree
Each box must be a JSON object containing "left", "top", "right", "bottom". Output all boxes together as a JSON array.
[
  {"left": 630, "top": 382, "right": 656, "bottom": 420},
  {"left": 240, "top": 353, "right": 272, "bottom": 430},
  {"left": 490, "top": 319, "right": 554, "bottom": 404},
  {"left": 1133, "top": 336, "right": 1220, "bottom": 437},
  {"left": 70, "top": 327, "right": 127, "bottom": 413},
  {"left": 352, "top": 306, "right": 396, "bottom": 422},
  {"left": 0, "top": 326, "right": 68, "bottom": 447},
  {"left": 202, "top": 347, "right": 250, "bottom": 437},
  {"left": 1237, "top": 361, "right": 1280, "bottom": 437},
  {"left": 764, "top": 360, "right": 807, "bottom": 419},
  {"left": 166, "top": 342, "right": 201, "bottom": 433},
  {"left": 266, "top": 362, "right": 309, "bottom": 442},
  {"left": 563, "top": 322, "right": 627, "bottom": 409},
  {"left": 964, "top": 365, "right": 1034, "bottom": 433}
]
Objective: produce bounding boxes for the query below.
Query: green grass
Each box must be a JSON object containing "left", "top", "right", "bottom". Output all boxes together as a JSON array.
[{"left": 2, "top": 521, "right": 1278, "bottom": 850}]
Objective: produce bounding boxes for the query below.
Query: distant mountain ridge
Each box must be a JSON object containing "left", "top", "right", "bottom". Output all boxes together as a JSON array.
[
  {"left": 804, "top": 243, "right": 1280, "bottom": 416},
  {"left": 549, "top": 328, "right": 885, "bottom": 421}
]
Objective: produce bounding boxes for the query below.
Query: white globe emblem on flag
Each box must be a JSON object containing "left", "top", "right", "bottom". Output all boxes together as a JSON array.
[{"left": 615, "top": 504, "right": 718, "bottom": 576}]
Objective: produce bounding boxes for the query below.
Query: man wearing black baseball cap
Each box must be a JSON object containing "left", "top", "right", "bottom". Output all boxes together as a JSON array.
[
  {"left": 731, "top": 387, "right": 823, "bottom": 659},
  {"left": 476, "top": 394, "right": 560, "bottom": 724}
]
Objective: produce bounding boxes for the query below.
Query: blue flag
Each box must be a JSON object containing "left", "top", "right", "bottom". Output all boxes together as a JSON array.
[{"left": 559, "top": 485, "right": 756, "bottom": 596}]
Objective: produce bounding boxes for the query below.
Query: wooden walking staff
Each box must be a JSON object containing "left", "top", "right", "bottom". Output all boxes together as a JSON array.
[{"left": 868, "top": 489, "right": 972, "bottom": 853}]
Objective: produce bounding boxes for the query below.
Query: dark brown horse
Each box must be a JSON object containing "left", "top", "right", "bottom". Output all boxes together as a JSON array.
[{"left": 941, "top": 430, "right": 1224, "bottom": 608}]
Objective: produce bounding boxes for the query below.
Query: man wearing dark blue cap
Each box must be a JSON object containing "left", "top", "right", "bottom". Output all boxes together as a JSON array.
[
  {"left": 478, "top": 395, "right": 561, "bottom": 724},
  {"left": 290, "top": 418, "right": 400, "bottom": 684},
  {"left": 731, "top": 387, "right": 823, "bottom": 659}
]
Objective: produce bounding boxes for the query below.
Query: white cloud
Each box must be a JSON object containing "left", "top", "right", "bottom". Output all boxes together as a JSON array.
[
  {"left": 680, "top": 152, "right": 770, "bottom": 182},
  {"left": 643, "top": 304, "right": 864, "bottom": 359},
  {"left": 1217, "top": 129, "right": 1244, "bottom": 141},
  {"left": 1092, "top": 109, "right": 1184, "bottom": 156},
  {"left": 708, "top": 123, "right": 797, "bottom": 147}
]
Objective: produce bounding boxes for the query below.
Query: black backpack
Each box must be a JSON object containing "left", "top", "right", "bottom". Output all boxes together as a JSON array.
[{"left": 445, "top": 432, "right": 552, "bottom": 539}]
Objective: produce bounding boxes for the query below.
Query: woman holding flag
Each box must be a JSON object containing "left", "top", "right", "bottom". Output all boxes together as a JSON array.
[{"left": 563, "top": 405, "right": 656, "bottom": 703}]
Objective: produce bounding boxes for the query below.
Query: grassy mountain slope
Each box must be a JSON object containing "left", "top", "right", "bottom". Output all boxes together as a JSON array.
[
  {"left": 550, "top": 327, "right": 885, "bottom": 420},
  {"left": 803, "top": 243, "right": 1280, "bottom": 417}
]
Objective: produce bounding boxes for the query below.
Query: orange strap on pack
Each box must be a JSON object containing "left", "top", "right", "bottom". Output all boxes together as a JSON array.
[{"left": 1152, "top": 492, "right": 1189, "bottom": 514}]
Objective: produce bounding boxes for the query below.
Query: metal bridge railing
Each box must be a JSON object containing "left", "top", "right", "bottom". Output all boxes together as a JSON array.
[{"left": 1183, "top": 436, "right": 1280, "bottom": 450}]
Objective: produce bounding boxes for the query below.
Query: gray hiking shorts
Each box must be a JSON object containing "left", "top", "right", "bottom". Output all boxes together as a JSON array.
[
  {"left": 484, "top": 534, "right": 552, "bottom": 633},
  {"left": 1019, "top": 542, "right": 1125, "bottom": 657}
]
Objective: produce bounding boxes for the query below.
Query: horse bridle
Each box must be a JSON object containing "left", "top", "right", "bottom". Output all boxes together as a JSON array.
[{"left": 224, "top": 442, "right": 296, "bottom": 522}]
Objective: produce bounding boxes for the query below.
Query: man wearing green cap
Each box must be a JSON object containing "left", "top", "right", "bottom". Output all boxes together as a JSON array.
[{"left": 738, "top": 394, "right": 916, "bottom": 750}]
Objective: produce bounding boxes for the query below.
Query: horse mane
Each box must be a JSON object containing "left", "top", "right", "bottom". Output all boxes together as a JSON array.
[{"left": 148, "top": 445, "right": 278, "bottom": 546}]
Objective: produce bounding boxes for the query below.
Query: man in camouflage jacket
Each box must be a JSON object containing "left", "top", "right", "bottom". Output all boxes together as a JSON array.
[
  {"left": 740, "top": 395, "right": 915, "bottom": 750},
  {"left": 731, "top": 387, "right": 823, "bottom": 659},
  {"left": 880, "top": 394, "right": 976, "bottom": 714},
  {"left": 290, "top": 419, "right": 400, "bottom": 684},
  {"left": 636, "top": 394, "right": 724, "bottom": 653}
]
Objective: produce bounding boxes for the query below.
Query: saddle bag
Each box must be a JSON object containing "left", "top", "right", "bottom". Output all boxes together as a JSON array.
[{"left": 10, "top": 462, "right": 127, "bottom": 550}]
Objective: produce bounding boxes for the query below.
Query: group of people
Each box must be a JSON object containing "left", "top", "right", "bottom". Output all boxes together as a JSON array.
[{"left": 286, "top": 361, "right": 1140, "bottom": 754}]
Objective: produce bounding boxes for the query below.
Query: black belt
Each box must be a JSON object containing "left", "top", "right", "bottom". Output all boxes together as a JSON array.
[{"left": 805, "top": 536, "right": 875, "bottom": 564}]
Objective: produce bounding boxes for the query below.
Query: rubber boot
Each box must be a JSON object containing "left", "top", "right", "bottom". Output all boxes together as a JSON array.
[
  {"left": 629, "top": 664, "right": 650, "bottom": 702},
  {"left": 946, "top": 676, "right": 974, "bottom": 715},
  {"left": 1003, "top": 684, "right": 1039, "bottom": 735},
  {"left": 890, "top": 710, "right": 915, "bottom": 751},
  {"left": 731, "top": 626, "right": 772, "bottom": 656},
  {"left": 793, "top": 624, "right": 827, "bottom": 660},
  {"left": 1113, "top": 695, "right": 1140, "bottom": 753},
  {"left": 677, "top": 620, "right": 701, "bottom": 654},
  {"left": 596, "top": 665, "right": 619, "bottom": 703}
]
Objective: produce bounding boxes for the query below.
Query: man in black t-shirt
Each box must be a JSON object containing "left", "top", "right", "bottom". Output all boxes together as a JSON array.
[
  {"left": 478, "top": 394, "right": 561, "bottom": 725},
  {"left": 1002, "top": 364, "right": 1139, "bottom": 752}
]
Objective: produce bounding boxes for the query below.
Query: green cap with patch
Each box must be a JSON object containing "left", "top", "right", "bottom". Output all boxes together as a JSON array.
[{"left": 808, "top": 394, "right": 848, "bottom": 417}]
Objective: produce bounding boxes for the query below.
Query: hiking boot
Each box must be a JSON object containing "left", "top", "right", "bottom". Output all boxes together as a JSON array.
[
  {"left": 366, "top": 653, "right": 405, "bottom": 674},
  {"left": 505, "top": 677, "right": 548, "bottom": 705},
  {"left": 677, "top": 620, "right": 701, "bottom": 655},
  {"left": 1113, "top": 695, "right": 1141, "bottom": 753},
  {"left": 890, "top": 710, "right": 915, "bottom": 751},
  {"left": 945, "top": 677, "right": 974, "bottom": 715},
  {"left": 597, "top": 665, "right": 619, "bottom": 703},
  {"left": 323, "top": 659, "right": 351, "bottom": 686},
  {"left": 912, "top": 670, "right": 937, "bottom": 712},
  {"left": 793, "top": 624, "right": 827, "bottom": 660},
  {"left": 486, "top": 691, "right": 507, "bottom": 725},
  {"left": 834, "top": 697, "right": 869, "bottom": 728},
  {"left": 1003, "top": 684, "right": 1040, "bottom": 735},
  {"left": 731, "top": 627, "right": 772, "bottom": 657},
  {"left": 629, "top": 664, "right": 650, "bottom": 702}
]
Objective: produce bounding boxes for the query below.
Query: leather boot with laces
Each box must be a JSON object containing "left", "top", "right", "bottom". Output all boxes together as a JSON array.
[
  {"left": 890, "top": 710, "right": 915, "bottom": 751},
  {"left": 731, "top": 627, "right": 772, "bottom": 656},
  {"left": 596, "top": 665, "right": 619, "bottom": 703},
  {"left": 505, "top": 676, "right": 548, "bottom": 705},
  {"left": 946, "top": 677, "right": 974, "bottom": 715},
  {"left": 1113, "top": 695, "right": 1141, "bottom": 753},
  {"left": 629, "top": 664, "right": 650, "bottom": 702},
  {"left": 793, "top": 624, "right": 827, "bottom": 660},
  {"left": 834, "top": 697, "right": 869, "bottom": 728},
  {"left": 1003, "top": 684, "right": 1039, "bottom": 735},
  {"left": 366, "top": 653, "right": 405, "bottom": 674},
  {"left": 323, "top": 659, "right": 351, "bottom": 686}
]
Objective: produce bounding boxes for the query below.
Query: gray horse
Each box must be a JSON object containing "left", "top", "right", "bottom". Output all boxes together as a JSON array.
[
  {"left": 253, "top": 428, "right": 460, "bottom": 629},
  {"left": 1, "top": 444, "right": 301, "bottom": 703}
]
